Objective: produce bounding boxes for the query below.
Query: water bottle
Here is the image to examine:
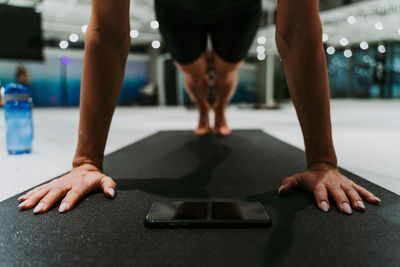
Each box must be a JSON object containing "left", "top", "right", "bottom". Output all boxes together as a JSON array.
[{"left": 4, "top": 83, "right": 33, "bottom": 155}]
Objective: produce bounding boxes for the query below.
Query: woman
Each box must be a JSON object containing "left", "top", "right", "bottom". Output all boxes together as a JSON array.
[
  {"left": 155, "top": 0, "right": 261, "bottom": 135},
  {"left": 17, "top": 0, "right": 381, "bottom": 215}
]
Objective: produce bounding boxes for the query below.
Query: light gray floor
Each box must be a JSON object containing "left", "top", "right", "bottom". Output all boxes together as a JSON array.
[{"left": 1, "top": 99, "right": 399, "bottom": 202}]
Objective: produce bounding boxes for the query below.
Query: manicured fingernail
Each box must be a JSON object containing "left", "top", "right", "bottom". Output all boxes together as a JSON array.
[
  {"left": 320, "top": 201, "right": 329, "bottom": 212},
  {"left": 278, "top": 185, "right": 284, "bottom": 194},
  {"left": 33, "top": 203, "right": 45, "bottom": 213},
  {"left": 374, "top": 197, "right": 381, "bottom": 203},
  {"left": 108, "top": 188, "right": 115, "bottom": 197},
  {"left": 18, "top": 195, "right": 26, "bottom": 201},
  {"left": 357, "top": 200, "right": 365, "bottom": 210},
  {"left": 343, "top": 202, "right": 352, "bottom": 214},
  {"left": 18, "top": 199, "right": 30, "bottom": 208},
  {"left": 59, "top": 203, "right": 68, "bottom": 213}
]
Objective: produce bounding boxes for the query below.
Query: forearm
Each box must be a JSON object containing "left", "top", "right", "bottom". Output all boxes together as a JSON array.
[
  {"left": 276, "top": 9, "right": 337, "bottom": 168},
  {"left": 72, "top": 26, "right": 130, "bottom": 171}
]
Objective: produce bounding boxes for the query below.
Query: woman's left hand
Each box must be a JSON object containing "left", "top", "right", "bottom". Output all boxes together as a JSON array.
[{"left": 278, "top": 162, "right": 381, "bottom": 214}]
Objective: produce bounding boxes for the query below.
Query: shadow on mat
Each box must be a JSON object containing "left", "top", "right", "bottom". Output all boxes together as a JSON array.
[
  {"left": 111, "top": 134, "right": 313, "bottom": 265},
  {"left": 245, "top": 189, "right": 313, "bottom": 265},
  {"left": 114, "top": 135, "right": 232, "bottom": 198}
]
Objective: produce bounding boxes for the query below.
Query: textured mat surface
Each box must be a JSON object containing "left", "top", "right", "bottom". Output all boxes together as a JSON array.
[{"left": 0, "top": 130, "right": 399, "bottom": 267}]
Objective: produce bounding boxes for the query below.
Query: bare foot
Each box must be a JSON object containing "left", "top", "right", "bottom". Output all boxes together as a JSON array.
[
  {"left": 194, "top": 104, "right": 213, "bottom": 136},
  {"left": 214, "top": 106, "right": 232, "bottom": 136}
]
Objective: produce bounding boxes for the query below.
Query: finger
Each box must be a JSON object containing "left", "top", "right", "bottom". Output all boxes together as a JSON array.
[
  {"left": 18, "top": 187, "right": 50, "bottom": 210},
  {"left": 341, "top": 184, "right": 365, "bottom": 211},
  {"left": 99, "top": 176, "right": 116, "bottom": 198},
  {"left": 33, "top": 189, "right": 67, "bottom": 214},
  {"left": 353, "top": 184, "right": 381, "bottom": 205},
  {"left": 278, "top": 174, "right": 302, "bottom": 195},
  {"left": 313, "top": 185, "right": 329, "bottom": 212},
  {"left": 58, "top": 187, "right": 86, "bottom": 213},
  {"left": 18, "top": 184, "right": 45, "bottom": 201},
  {"left": 327, "top": 185, "right": 352, "bottom": 215}
]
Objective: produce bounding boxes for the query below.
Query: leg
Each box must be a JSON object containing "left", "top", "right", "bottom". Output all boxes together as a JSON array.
[
  {"left": 175, "top": 52, "right": 212, "bottom": 136},
  {"left": 212, "top": 53, "right": 243, "bottom": 135},
  {"left": 208, "top": 1, "right": 261, "bottom": 136}
]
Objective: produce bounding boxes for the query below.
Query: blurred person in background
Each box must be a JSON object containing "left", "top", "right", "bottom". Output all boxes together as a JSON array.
[
  {"left": 15, "top": 64, "right": 33, "bottom": 86},
  {"left": 155, "top": 0, "right": 261, "bottom": 136},
  {"left": 17, "top": 0, "right": 381, "bottom": 216}
]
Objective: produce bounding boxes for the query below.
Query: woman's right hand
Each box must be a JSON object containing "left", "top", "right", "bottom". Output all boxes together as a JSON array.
[{"left": 17, "top": 163, "right": 116, "bottom": 214}]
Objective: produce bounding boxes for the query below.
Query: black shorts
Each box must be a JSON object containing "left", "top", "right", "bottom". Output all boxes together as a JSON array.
[{"left": 155, "top": 0, "right": 262, "bottom": 64}]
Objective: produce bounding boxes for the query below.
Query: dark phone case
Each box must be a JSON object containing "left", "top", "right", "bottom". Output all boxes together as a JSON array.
[
  {"left": 144, "top": 201, "right": 272, "bottom": 228},
  {"left": 144, "top": 218, "right": 272, "bottom": 228}
]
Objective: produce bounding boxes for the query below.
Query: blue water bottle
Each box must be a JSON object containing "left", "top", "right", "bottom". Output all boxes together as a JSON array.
[{"left": 4, "top": 83, "right": 33, "bottom": 155}]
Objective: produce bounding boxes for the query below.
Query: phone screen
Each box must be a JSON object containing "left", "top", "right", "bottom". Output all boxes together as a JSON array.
[{"left": 144, "top": 201, "right": 271, "bottom": 227}]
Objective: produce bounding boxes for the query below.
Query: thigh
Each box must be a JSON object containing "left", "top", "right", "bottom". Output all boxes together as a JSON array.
[
  {"left": 174, "top": 51, "right": 208, "bottom": 77},
  {"left": 155, "top": 3, "right": 208, "bottom": 65},
  {"left": 212, "top": 51, "right": 242, "bottom": 76},
  {"left": 210, "top": 0, "right": 261, "bottom": 64}
]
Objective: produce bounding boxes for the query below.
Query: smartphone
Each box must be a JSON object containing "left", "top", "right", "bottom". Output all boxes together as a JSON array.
[{"left": 144, "top": 201, "right": 271, "bottom": 228}]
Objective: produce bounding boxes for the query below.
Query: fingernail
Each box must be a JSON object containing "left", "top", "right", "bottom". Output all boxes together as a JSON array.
[
  {"left": 320, "top": 201, "right": 329, "bottom": 212},
  {"left": 343, "top": 202, "right": 352, "bottom": 214},
  {"left": 357, "top": 200, "right": 365, "bottom": 210},
  {"left": 374, "top": 197, "right": 381, "bottom": 203},
  {"left": 18, "top": 199, "right": 30, "bottom": 208},
  {"left": 59, "top": 203, "right": 68, "bottom": 213},
  {"left": 18, "top": 195, "right": 26, "bottom": 201},
  {"left": 108, "top": 188, "right": 115, "bottom": 197},
  {"left": 278, "top": 185, "right": 284, "bottom": 194},
  {"left": 33, "top": 203, "right": 45, "bottom": 213}
]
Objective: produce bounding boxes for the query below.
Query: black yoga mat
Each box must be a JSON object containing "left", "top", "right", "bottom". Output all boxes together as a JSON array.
[{"left": 1, "top": 130, "right": 399, "bottom": 267}]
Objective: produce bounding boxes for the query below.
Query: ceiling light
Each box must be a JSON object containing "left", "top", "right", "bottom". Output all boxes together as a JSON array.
[
  {"left": 347, "top": 16, "right": 356, "bottom": 24},
  {"left": 150, "top": 20, "right": 159, "bottom": 29},
  {"left": 59, "top": 40, "right": 68, "bottom": 49},
  {"left": 130, "top": 30, "right": 139, "bottom": 38},
  {"left": 375, "top": 22, "right": 384, "bottom": 31},
  {"left": 257, "top": 36, "right": 266, "bottom": 45},
  {"left": 339, "top": 38, "right": 349, "bottom": 46},
  {"left": 327, "top": 47, "right": 335, "bottom": 55},
  {"left": 69, "top": 34, "right": 79, "bottom": 43},
  {"left": 257, "top": 53, "right": 266, "bottom": 61},
  {"left": 322, "top": 33, "right": 329, "bottom": 42},
  {"left": 81, "top": 25, "right": 88, "bottom": 33},
  {"left": 360, "top": 41, "right": 368, "bottom": 50},
  {"left": 256, "top": 46, "right": 265, "bottom": 53},
  {"left": 344, "top": 49, "right": 352, "bottom": 58},
  {"left": 378, "top": 45, "right": 386, "bottom": 53},
  {"left": 151, "top": 40, "right": 161, "bottom": 49}
]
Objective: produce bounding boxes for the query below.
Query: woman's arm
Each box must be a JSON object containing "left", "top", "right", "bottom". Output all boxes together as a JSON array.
[
  {"left": 17, "top": 0, "right": 131, "bottom": 214},
  {"left": 275, "top": 0, "right": 381, "bottom": 214}
]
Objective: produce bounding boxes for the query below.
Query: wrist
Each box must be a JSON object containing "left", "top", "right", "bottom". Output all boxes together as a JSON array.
[
  {"left": 73, "top": 162, "right": 102, "bottom": 172},
  {"left": 72, "top": 157, "right": 103, "bottom": 172},
  {"left": 308, "top": 161, "right": 338, "bottom": 171}
]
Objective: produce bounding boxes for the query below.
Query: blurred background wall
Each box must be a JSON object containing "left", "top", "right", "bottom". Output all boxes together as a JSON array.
[{"left": 1, "top": 0, "right": 400, "bottom": 107}]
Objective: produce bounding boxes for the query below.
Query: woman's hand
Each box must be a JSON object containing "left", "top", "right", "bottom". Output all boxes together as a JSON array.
[
  {"left": 17, "top": 164, "right": 116, "bottom": 214},
  {"left": 278, "top": 162, "right": 381, "bottom": 214}
]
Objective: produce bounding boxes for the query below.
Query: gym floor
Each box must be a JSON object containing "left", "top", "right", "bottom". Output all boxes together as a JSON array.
[{"left": 1, "top": 99, "right": 399, "bottom": 202}]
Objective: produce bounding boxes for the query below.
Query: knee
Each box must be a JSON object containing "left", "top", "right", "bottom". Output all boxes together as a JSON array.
[
  {"left": 184, "top": 72, "right": 209, "bottom": 89},
  {"left": 213, "top": 69, "right": 238, "bottom": 87},
  {"left": 275, "top": 21, "right": 322, "bottom": 59}
]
